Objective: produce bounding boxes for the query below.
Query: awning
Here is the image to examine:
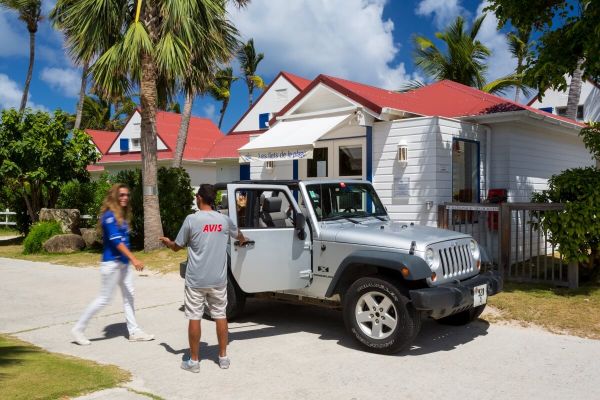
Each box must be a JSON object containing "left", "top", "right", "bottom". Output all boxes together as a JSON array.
[{"left": 238, "top": 113, "right": 352, "bottom": 162}]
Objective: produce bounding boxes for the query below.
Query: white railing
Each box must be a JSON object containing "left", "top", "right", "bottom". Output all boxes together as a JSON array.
[{"left": 0, "top": 209, "right": 17, "bottom": 226}]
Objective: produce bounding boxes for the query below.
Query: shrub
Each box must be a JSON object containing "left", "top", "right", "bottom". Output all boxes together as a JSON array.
[
  {"left": 57, "top": 174, "right": 112, "bottom": 227},
  {"left": 532, "top": 167, "right": 600, "bottom": 278},
  {"left": 23, "top": 221, "right": 62, "bottom": 254}
]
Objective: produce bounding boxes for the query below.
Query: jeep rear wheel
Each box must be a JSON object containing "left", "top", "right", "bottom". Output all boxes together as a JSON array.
[
  {"left": 343, "top": 277, "right": 421, "bottom": 354},
  {"left": 203, "top": 276, "right": 246, "bottom": 321}
]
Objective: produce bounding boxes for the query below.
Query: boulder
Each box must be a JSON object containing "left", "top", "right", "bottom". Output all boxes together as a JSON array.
[
  {"left": 43, "top": 234, "right": 86, "bottom": 253},
  {"left": 39, "top": 208, "right": 81, "bottom": 234},
  {"left": 80, "top": 228, "right": 102, "bottom": 249}
]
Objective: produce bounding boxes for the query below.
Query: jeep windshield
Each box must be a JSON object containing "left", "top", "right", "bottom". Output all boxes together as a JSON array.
[{"left": 305, "top": 182, "right": 388, "bottom": 222}]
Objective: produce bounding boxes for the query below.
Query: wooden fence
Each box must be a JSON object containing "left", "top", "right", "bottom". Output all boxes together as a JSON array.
[{"left": 438, "top": 202, "right": 578, "bottom": 288}]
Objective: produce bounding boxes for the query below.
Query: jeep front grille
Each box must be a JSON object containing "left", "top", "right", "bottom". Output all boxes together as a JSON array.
[{"left": 438, "top": 243, "right": 474, "bottom": 278}]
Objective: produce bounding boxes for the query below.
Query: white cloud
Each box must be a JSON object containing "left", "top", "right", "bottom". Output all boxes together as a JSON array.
[
  {"left": 415, "top": 0, "right": 470, "bottom": 29},
  {"left": 202, "top": 103, "right": 217, "bottom": 122},
  {"left": 228, "top": 0, "right": 417, "bottom": 90},
  {"left": 40, "top": 67, "right": 81, "bottom": 97},
  {"left": 0, "top": 73, "right": 48, "bottom": 111},
  {"left": 475, "top": 2, "right": 516, "bottom": 82}
]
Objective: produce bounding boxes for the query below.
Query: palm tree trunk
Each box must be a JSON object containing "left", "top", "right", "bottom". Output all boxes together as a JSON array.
[
  {"left": 140, "top": 51, "right": 164, "bottom": 251},
  {"left": 218, "top": 98, "right": 229, "bottom": 129},
  {"left": 565, "top": 60, "right": 584, "bottom": 120},
  {"left": 172, "top": 92, "right": 194, "bottom": 168},
  {"left": 248, "top": 82, "right": 253, "bottom": 107},
  {"left": 19, "top": 30, "right": 36, "bottom": 113},
  {"left": 74, "top": 61, "right": 89, "bottom": 130}
]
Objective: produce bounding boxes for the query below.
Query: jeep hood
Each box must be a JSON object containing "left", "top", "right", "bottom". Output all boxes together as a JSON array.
[{"left": 321, "top": 221, "right": 471, "bottom": 251}]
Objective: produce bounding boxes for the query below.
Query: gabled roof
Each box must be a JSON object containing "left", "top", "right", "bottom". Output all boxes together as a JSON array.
[
  {"left": 86, "top": 129, "right": 118, "bottom": 154},
  {"left": 89, "top": 110, "right": 223, "bottom": 165},
  {"left": 228, "top": 71, "right": 311, "bottom": 133},
  {"left": 273, "top": 74, "right": 584, "bottom": 127}
]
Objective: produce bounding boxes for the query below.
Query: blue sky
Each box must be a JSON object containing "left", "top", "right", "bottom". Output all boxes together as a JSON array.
[{"left": 0, "top": 0, "right": 520, "bottom": 133}]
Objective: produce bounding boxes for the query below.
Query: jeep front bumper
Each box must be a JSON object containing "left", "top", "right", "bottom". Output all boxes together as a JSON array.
[{"left": 408, "top": 271, "right": 503, "bottom": 319}]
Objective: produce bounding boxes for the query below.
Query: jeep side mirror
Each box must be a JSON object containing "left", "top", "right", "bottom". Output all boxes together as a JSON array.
[{"left": 295, "top": 213, "right": 307, "bottom": 240}]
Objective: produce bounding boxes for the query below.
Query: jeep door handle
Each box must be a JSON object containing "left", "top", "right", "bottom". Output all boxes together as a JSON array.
[{"left": 234, "top": 240, "right": 255, "bottom": 248}]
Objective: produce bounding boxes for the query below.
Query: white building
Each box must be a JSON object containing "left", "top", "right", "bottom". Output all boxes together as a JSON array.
[
  {"left": 528, "top": 76, "right": 600, "bottom": 123},
  {"left": 239, "top": 74, "right": 594, "bottom": 226}
]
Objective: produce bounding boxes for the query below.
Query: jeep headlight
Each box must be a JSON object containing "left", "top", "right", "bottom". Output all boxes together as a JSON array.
[
  {"left": 425, "top": 247, "right": 437, "bottom": 270},
  {"left": 470, "top": 240, "right": 480, "bottom": 260}
]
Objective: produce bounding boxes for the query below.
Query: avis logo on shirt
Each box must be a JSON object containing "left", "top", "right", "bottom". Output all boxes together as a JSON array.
[{"left": 203, "top": 224, "right": 223, "bottom": 232}]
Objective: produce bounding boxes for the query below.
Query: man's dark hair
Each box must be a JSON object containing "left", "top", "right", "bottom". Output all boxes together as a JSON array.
[{"left": 196, "top": 184, "right": 216, "bottom": 206}]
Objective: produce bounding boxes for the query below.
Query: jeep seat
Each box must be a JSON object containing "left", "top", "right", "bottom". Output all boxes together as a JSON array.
[
  {"left": 260, "top": 197, "right": 293, "bottom": 228},
  {"left": 218, "top": 194, "right": 228, "bottom": 216}
]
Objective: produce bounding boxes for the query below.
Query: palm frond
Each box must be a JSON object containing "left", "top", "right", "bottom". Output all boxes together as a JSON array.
[{"left": 395, "top": 80, "right": 427, "bottom": 92}]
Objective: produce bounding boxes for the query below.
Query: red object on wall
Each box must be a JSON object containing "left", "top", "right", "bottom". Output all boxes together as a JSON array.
[{"left": 487, "top": 189, "right": 507, "bottom": 231}]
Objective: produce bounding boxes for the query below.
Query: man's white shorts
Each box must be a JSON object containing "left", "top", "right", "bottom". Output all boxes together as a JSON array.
[{"left": 184, "top": 285, "right": 228, "bottom": 320}]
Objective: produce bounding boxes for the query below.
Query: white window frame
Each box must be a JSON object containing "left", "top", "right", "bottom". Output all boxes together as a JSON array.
[{"left": 334, "top": 138, "right": 366, "bottom": 180}]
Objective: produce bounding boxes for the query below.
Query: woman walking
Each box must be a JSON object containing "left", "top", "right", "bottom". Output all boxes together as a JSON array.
[{"left": 71, "top": 184, "right": 154, "bottom": 345}]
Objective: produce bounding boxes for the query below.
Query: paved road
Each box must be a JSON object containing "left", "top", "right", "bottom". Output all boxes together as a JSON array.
[{"left": 1, "top": 258, "right": 599, "bottom": 400}]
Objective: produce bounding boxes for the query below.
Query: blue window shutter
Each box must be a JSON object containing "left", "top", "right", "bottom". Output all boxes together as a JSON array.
[
  {"left": 120, "top": 138, "right": 129, "bottom": 151},
  {"left": 258, "top": 113, "right": 270, "bottom": 129},
  {"left": 539, "top": 107, "right": 553, "bottom": 113}
]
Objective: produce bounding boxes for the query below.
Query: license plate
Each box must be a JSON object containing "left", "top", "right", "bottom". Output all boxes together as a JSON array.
[{"left": 473, "top": 284, "right": 487, "bottom": 307}]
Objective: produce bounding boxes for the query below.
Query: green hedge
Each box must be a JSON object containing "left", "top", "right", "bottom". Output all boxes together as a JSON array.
[{"left": 23, "top": 221, "right": 62, "bottom": 254}]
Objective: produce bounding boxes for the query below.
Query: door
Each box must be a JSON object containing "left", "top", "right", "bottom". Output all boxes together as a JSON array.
[{"left": 227, "top": 184, "right": 312, "bottom": 293}]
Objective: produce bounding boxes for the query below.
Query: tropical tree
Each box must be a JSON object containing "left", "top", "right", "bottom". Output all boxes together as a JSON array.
[
  {"left": 410, "top": 15, "right": 526, "bottom": 95},
  {"left": 52, "top": 0, "right": 244, "bottom": 250},
  {"left": 507, "top": 27, "right": 532, "bottom": 103},
  {"left": 486, "top": 0, "right": 599, "bottom": 120},
  {"left": 0, "top": 108, "right": 100, "bottom": 224},
  {"left": 80, "top": 94, "right": 136, "bottom": 131},
  {"left": 0, "top": 0, "right": 42, "bottom": 112},
  {"left": 238, "top": 38, "right": 265, "bottom": 106},
  {"left": 210, "top": 67, "right": 237, "bottom": 129}
]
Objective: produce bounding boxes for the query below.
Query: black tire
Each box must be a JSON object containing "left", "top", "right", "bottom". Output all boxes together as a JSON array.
[
  {"left": 203, "top": 276, "right": 246, "bottom": 321},
  {"left": 343, "top": 276, "right": 421, "bottom": 354},
  {"left": 437, "top": 304, "right": 486, "bottom": 326}
]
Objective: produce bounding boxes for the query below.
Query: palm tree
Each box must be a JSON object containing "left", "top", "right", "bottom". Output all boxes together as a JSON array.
[
  {"left": 238, "top": 39, "right": 265, "bottom": 106},
  {"left": 80, "top": 94, "right": 137, "bottom": 131},
  {"left": 565, "top": 59, "right": 584, "bottom": 120},
  {"left": 210, "top": 67, "right": 237, "bottom": 129},
  {"left": 0, "top": 0, "right": 42, "bottom": 112},
  {"left": 507, "top": 27, "right": 531, "bottom": 103},
  {"left": 52, "top": 0, "right": 243, "bottom": 250},
  {"left": 411, "top": 15, "right": 526, "bottom": 95}
]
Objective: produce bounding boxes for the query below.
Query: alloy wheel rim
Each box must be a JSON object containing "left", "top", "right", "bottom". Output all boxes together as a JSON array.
[{"left": 355, "top": 291, "right": 398, "bottom": 340}]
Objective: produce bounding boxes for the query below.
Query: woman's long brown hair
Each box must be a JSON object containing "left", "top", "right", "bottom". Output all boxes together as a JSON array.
[{"left": 97, "top": 183, "right": 132, "bottom": 234}]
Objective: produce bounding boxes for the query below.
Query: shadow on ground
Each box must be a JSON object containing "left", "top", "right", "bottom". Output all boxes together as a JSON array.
[
  {"left": 0, "top": 341, "right": 38, "bottom": 381},
  {"left": 158, "top": 298, "right": 489, "bottom": 358}
]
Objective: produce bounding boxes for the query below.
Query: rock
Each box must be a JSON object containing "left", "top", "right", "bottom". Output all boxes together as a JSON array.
[
  {"left": 43, "top": 234, "right": 86, "bottom": 253},
  {"left": 80, "top": 228, "right": 102, "bottom": 249},
  {"left": 39, "top": 208, "right": 81, "bottom": 234}
]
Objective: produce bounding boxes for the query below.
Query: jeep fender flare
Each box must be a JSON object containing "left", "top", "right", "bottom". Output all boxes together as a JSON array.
[{"left": 324, "top": 250, "right": 432, "bottom": 298}]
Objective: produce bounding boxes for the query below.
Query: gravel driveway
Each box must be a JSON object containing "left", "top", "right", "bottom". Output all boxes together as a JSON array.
[{"left": 1, "top": 258, "right": 598, "bottom": 400}]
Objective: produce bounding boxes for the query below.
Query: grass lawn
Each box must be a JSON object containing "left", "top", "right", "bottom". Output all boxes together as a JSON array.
[
  {"left": 0, "top": 334, "right": 130, "bottom": 400},
  {"left": 487, "top": 282, "right": 600, "bottom": 339},
  {"left": 0, "top": 240, "right": 186, "bottom": 275},
  {"left": 0, "top": 227, "right": 18, "bottom": 237}
]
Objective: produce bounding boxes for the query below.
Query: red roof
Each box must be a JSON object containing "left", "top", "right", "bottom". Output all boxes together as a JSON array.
[
  {"left": 228, "top": 71, "right": 311, "bottom": 133},
  {"left": 89, "top": 111, "right": 223, "bottom": 166},
  {"left": 204, "top": 131, "right": 263, "bottom": 159},
  {"left": 273, "top": 74, "right": 584, "bottom": 127},
  {"left": 86, "top": 129, "right": 118, "bottom": 154}
]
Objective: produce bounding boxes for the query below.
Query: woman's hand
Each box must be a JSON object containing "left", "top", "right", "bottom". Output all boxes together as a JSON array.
[{"left": 132, "top": 258, "right": 144, "bottom": 271}]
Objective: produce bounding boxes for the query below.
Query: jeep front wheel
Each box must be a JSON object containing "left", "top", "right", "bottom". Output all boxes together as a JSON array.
[{"left": 343, "top": 277, "right": 421, "bottom": 354}]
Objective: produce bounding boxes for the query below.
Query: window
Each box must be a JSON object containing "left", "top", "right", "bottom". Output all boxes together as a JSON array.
[
  {"left": 306, "top": 183, "right": 387, "bottom": 221},
  {"left": 556, "top": 105, "right": 584, "bottom": 120},
  {"left": 235, "top": 189, "right": 296, "bottom": 229},
  {"left": 452, "top": 139, "right": 480, "bottom": 203},
  {"left": 119, "top": 138, "right": 129, "bottom": 152},
  {"left": 307, "top": 147, "right": 328, "bottom": 178},
  {"left": 258, "top": 113, "right": 270, "bottom": 129},
  {"left": 131, "top": 138, "right": 140, "bottom": 148},
  {"left": 338, "top": 145, "right": 363, "bottom": 177}
]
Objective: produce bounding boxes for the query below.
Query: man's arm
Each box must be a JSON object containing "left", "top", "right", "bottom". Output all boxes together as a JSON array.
[{"left": 160, "top": 237, "right": 184, "bottom": 252}]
